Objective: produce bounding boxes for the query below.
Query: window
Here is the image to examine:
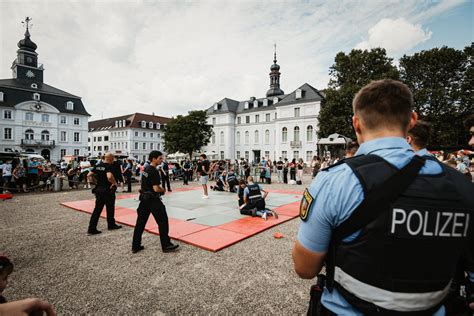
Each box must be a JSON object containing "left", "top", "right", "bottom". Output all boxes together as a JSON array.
[
  {"left": 265, "top": 151, "right": 270, "bottom": 159},
  {"left": 236, "top": 131, "right": 240, "bottom": 145},
  {"left": 211, "top": 132, "right": 215, "bottom": 144},
  {"left": 104, "top": 146, "right": 109, "bottom": 151},
  {"left": 74, "top": 149, "right": 80, "bottom": 156},
  {"left": 98, "top": 136, "right": 102, "bottom": 141},
  {"left": 143, "top": 132, "right": 146, "bottom": 137},
  {"left": 33, "top": 93, "right": 40, "bottom": 101},
  {"left": 97, "top": 146, "right": 102, "bottom": 151},
  {"left": 94, "top": 137, "right": 97, "bottom": 142},
  {"left": 255, "top": 115, "right": 259, "bottom": 123},
  {"left": 150, "top": 143, "right": 154, "bottom": 150},
  {"left": 254, "top": 130, "right": 259, "bottom": 144},
  {"left": 3, "top": 110, "right": 12, "bottom": 120},
  {"left": 74, "top": 132, "right": 80, "bottom": 142},
  {"left": 296, "top": 89, "right": 302, "bottom": 99},
  {"left": 273, "top": 97, "right": 279, "bottom": 104},
  {"left": 265, "top": 130, "right": 270, "bottom": 144},
  {"left": 150, "top": 133, "right": 153, "bottom": 138},
  {"left": 41, "top": 130, "right": 50, "bottom": 141},
  {"left": 0, "top": 92, "right": 4, "bottom": 102},
  {"left": 66, "top": 101, "right": 74, "bottom": 110},
  {"left": 41, "top": 114, "right": 49, "bottom": 122},
  {"left": 245, "top": 151, "right": 249, "bottom": 160},
  {"left": 141, "top": 121, "right": 146, "bottom": 128},
  {"left": 263, "top": 99, "right": 268, "bottom": 107},
  {"left": 282, "top": 127, "right": 287, "bottom": 142},
  {"left": 142, "top": 142, "right": 146, "bottom": 150},
  {"left": 244, "top": 102, "right": 249, "bottom": 109},
  {"left": 118, "top": 121, "right": 123, "bottom": 128},
  {"left": 294, "top": 126, "right": 300, "bottom": 142},
  {"left": 293, "top": 151, "right": 299, "bottom": 160},
  {"left": 73, "top": 117, "right": 80, "bottom": 125},
  {"left": 60, "top": 131, "right": 67, "bottom": 142},
  {"left": 115, "top": 121, "right": 119, "bottom": 128},
  {"left": 25, "top": 129, "right": 34, "bottom": 140},
  {"left": 237, "top": 117, "right": 241, "bottom": 124},
  {"left": 157, "top": 143, "right": 161, "bottom": 150},
  {"left": 104, "top": 136, "right": 109, "bottom": 141},
  {"left": 156, "top": 123, "right": 160, "bottom": 129},
  {"left": 134, "top": 142, "right": 138, "bottom": 150},
  {"left": 4, "top": 128, "right": 12, "bottom": 140},
  {"left": 245, "top": 131, "right": 249, "bottom": 144},
  {"left": 275, "top": 113, "right": 277, "bottom": 120},
  {"left": 212, "top": 118, "right": 216, "bottom": 125},
  {"left": 236, "top": 151, "right": 241, "bottom": 159},
  {"left": 307, "top": 125, "right": 313, "bottom": 142},
  {"left": 282, "top": 151, "right": 287, "bottom": 159},
  {"left": 60, "top": 116, "right": 67, "bottom": 124},
  {"left": 294, "top": 107, "right": 300, "bottom": 117},
  {"left": 135, "top": 131, "right": 139, "bottom": 137},
  {"left": 220, "top": 151, "right": 224, "bottom": 160},
  {"left": 25, "top": 112, "right": 34, "bottom": 121},
  {"left": 245, "top": 116, "right": 250, "bottom": 124},
  {"left": 60, "top": 149, "right": 66, "bottom": 158},
  {"left": 220, "top": 131, "right": 224, "bottom": 144},
  {"left": 149, "top": 122, "right": 153, "bottom": 128},
  {"left": 306, "top": 151, "right": 313, "bottom": 163},
  {"left": 265, "top": 113, "right": 270, "bottom": 122}
]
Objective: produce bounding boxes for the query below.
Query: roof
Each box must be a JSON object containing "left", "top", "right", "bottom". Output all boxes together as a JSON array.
[
  {"left": 206, "top": 83, "right": 324, "bottom": 115},
  {"left": 89, "top": 113, "right": 171, "bottom": 132},
  {"left": 0, "top": 79, "right": 90, "bottom": 116}
]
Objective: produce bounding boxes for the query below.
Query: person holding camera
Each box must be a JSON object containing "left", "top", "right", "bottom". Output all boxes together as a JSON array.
[
  {"left": 132, "top": 150, "right": 179, "bottom": 254},
  {"left": 87, "top": 153, "right": 122, "bottom": 235}
]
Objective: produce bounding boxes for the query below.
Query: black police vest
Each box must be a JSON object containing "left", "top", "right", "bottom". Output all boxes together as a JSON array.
[
  {"left": 227, "top": 173, "right": 237, "bottom": 183},
  {"left": 331, "top": 155, "right": 474, "bottom": 315},
  {"left": 141, "top": 166, "right": 160, "bottom": 193},
  {"left": 247, "top": 184, "right": 262, "bottom": 202},
  {"left": 94, "top": 162, "right": 110, "bottom": 188}
]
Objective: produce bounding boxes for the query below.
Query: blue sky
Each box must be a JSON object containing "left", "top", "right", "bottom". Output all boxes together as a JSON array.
[{"left": 0, "top": 0, "right": 472, "bottom": 120}]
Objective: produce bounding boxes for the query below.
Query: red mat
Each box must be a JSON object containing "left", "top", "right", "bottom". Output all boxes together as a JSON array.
[{"left": 61, "top": 187, "right": 302, "bottom": 252}]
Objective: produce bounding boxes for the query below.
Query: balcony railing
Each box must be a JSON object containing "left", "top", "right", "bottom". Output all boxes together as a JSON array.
[
  {"left": 290, "top": 140, "right": 302, "bottom": 148},
  {"left": 21, "top": 139, "right": 55, "bottom": 148}
]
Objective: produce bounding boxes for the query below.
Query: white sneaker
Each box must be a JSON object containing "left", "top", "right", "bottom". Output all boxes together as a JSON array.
[
  {"left": 202, "top": 195, "right": 209, "bottom": 199},
  {"left": 261, "top": 212, "right": 267, "bottom": 220}
]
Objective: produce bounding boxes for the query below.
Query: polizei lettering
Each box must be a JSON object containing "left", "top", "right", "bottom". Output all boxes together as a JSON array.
[{"left": 390, "top": 208, "right": 470, "bottom": 238}]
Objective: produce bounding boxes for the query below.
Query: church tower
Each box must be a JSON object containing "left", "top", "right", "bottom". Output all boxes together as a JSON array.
[
  {"left": 11, "top": 17, "right": 44, "bottom": 83},
  {"left": 266, "top": 44, "right": 284, "bottom": 97}
]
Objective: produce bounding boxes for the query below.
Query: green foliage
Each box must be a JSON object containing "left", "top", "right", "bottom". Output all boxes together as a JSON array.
[
  {"left": 318, "top": 48, "right": 399, "bottom": 139},
  {"left": 163, "top": 110, "right": 213, "bottom": 159},
  {"left": 399, "top": 44, "right": 473, "bottom": 148}
]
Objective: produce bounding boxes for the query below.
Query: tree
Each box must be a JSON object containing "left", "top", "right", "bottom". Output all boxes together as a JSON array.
[
  {"left": 318, "top": 48, "right": 399, "bottom": 139},
  {"left": 399, "top": 44, "right": 473, "bottom": 148},
  {"left": 163, "top": 110, "right": 213, "bottom": 159}
]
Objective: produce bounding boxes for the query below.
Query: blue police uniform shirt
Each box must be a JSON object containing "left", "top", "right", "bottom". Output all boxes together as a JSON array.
[
  {"left": 243, "top": 184, "right": 263, "bottom": 199},
  {"left": 297, "top": 137, "right": 447, "bottom": 316}
]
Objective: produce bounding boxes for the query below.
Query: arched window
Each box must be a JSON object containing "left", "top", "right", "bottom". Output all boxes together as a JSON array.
[
  {"left": 245, "top": 131, "right": 249, "bottom": 144},
  {"left": 282, "top": 127, "right": 287, "bottom": 142},
  {"left": 294, "top": 126, "right": 300, "bottom": 142},
  {"left": 25, "top": 129, "right": 34, "bottom": 140},
  {"left": 306, "top": 125, "right": 313, "bottom": 142},
  {"left": 41, "top": 130, "right": 50, "bottom": 141},
  {"left": 236, "top": 131, "right": 240, "bottom": 145},
  {"left": 265, "top": 130, "right": 270, "bottom": 144},
  {"left": 220, "top": 131, "right": 224, "bottom": 144},
  {"left": 211, "top": 132, "right": 215, "bottom": 144},
  {"left": 254, "top": 130, "right": 259, "bottom": 144}
]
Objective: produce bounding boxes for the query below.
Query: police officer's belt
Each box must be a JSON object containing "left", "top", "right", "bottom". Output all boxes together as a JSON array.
[{"left": 139, "top": 190, "right": 158, "bottom": 202}]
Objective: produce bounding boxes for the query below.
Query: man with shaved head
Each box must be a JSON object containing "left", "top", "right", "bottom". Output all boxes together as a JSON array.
[{"left": 87, "top": 152, "right": 122, "bottom": 235}]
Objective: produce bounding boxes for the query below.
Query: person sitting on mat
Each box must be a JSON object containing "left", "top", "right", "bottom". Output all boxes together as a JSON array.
[
  {"left": 239, "top": 176, "right": 278, "bottom": 220},
  {"left": 210, "top": 170, "right": 225, "bottom": 191},
  {"left": 237, "top": 180, "right": 247, "bottom": 207}
]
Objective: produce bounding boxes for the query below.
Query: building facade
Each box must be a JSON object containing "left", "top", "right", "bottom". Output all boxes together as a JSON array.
[
  {"left": 203, "top": 52, "right": 324, "bottom": 163},
  {"left": 88, "top": 113, "right": 170, "bottom": 161},
  {"left": 0, "top": 19, "right": 90, "bottom": 161}
]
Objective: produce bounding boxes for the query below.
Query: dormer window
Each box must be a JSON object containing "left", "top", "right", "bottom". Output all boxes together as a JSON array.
[
  {"left": 296, "top": 89, "right": 303, "bottom": 99},
  {"left": 122, "top": 120, "right": 126, "bottom": 127},
  {"left": 141, "top": 121, "right": 146, "bottom": 128},
  {"left": 33, "top": 93, "right": 40, "bottom": 101},
  {"left": 119, "top": 120, "right": 123, "bottom": 128},
  {"left": 214, "top": 103, "right": 218, "bottom": 111},
  {"left": 115, "top": 121, "right": 118, "bottom": 127},
  {"left": 244, "top": 102, "right": 249, "bottom": 110},
  {"left": 149, "top": 122, "right": 153, "bottom": 128},
  {"left": 0, "top": 92, "right": 3, "bottom": 102},
  {"left": 273, "top": 97, "right": 279, "bottom": 104},
  {"left": 156, "top": 123, "right": 161, "bottom": 130},
  {"left": 263, "top": 99, "right": 268, "bottom": 107},
  {"left": 253, "top": 100, "right": 259, "bottom": 108},
  {"left": 31, "top": 83, "right": 38, "bottom": 89},
  {"left": 66, "top": 101, "right": 74, "bottom": 110}
]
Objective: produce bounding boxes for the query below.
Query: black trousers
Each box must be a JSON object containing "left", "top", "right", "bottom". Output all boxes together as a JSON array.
[
  {"left": 133, "top": 197, "right": 171, "bottom": 249},
  {"left": 228, "top": 180, "right": 238, "bottom": 193},
  {"left": 240, "top": 199, "right": 266, "bottom": 216},
  {"left": 290, "top": 170, "right": 296, "bottom": 181},
  {"left": 88, "top": 192, "right": 116, "bottom": 230},
  {"left": 183, "top": 170, "right": 190, "bottom": 184},
  {"left": 283, "top": 170, "right": 288, "bottom": 183},
  {"left": 125, "top": 172, "right": 132, "bottom": 192},
  {"left": 161, "top": 174, "right": 171, "bottom": 191}
]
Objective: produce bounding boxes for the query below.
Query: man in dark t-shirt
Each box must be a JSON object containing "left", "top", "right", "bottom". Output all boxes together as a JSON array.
[{"left": 197, "top": 154, "right": 210, "bottom": 198}]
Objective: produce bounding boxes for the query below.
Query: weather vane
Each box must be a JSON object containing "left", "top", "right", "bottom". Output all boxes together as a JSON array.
[
  {"left": 21, "top": 16, "right": 33, "bottom": 31},
  {"left": 274, "top": 42, "right": 277, "bottom": 62}
]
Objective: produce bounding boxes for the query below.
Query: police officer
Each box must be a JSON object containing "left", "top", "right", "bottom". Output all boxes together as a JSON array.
[
  {"left": 160, "top": 159, "right": 171, "bottom": 192},
  {"left": 225, "top": 168, "right": 238, "bottom": 192},
  {"left": 87, "top": 153, "right": 122, "bottom": 235},
  {"left": 132, "top": 150, "right": 178, "bottom": 253},
  {"left": 292, "top": 80, "right": 474, "bottom": 315},
  {"left": 182, "top": 159, "right": 191, "bottom": 185},
  {"left": 240, "top": 176, "right": 277, "bottom": 219}
]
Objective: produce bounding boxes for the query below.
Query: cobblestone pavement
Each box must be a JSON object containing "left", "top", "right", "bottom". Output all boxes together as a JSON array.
[{"left": 0, "top": 174, "right": 315, "bottom": 315}]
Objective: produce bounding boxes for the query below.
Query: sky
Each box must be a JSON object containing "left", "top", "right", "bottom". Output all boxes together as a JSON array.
[{"left": 0, "top": 0, "right": 472, "bottom": 121}]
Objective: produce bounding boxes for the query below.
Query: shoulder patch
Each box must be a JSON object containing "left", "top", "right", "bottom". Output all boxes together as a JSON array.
[{"left": 299, "top": 188, "right": 314, "bottom": 221}]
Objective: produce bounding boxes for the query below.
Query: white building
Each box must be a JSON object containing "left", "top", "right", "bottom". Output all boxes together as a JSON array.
[
  {"left": 0, "top": 20, "right": 89, "bottom": 161},
  {"left": 203, "top": 53, "right": 324, "bottom": 163},
  {"left": 88, "top": 113, "right": 169, "bottom": 161}
]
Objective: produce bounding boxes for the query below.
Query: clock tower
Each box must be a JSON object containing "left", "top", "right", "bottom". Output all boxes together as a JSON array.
[{"left": 11, "top": 17, "right": 44, "bottom": 83}]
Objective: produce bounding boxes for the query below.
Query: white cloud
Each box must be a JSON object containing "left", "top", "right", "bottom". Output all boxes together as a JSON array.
[
  {"left": 0, "top": 1, "right": 464, "bottom": 120},
  {"left": 356, "top": 18, "right": 432, "bottom": 55}
]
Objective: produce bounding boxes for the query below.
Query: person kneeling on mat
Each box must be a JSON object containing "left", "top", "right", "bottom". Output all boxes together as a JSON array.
[
  {"left": 211, "top": 171, "right": 226, "bottom": 191},
  {"left": 240, "top": 176, "right": 278, "bottom": 220}
]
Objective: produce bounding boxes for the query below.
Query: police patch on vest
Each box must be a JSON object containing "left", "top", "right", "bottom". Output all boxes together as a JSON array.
[
  {"left": 300, "top": 188, "right": 314, "bottom": 221},
  {"left": 390, "top": 208, "right": 470, "bottom": 238}
]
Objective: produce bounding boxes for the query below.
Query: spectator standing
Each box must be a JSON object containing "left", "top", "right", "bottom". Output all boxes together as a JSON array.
[
  {"left": 1, "top": 160, "right": 12, "bottom": 193},
  {"left": 12, "top": 161, "right": 27, "bottom": 193},
  {"left": 289, "top": 158, "right": 297, "bottom": 181},
  {"left": 123, "top": 159, "right": 133, "bottom": 192},
  {"left": 311, "top": 156, "right": 321, "bottom": 179},
  {"left": 283, "top": 158, "right": 289, "bottom": 184}
]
